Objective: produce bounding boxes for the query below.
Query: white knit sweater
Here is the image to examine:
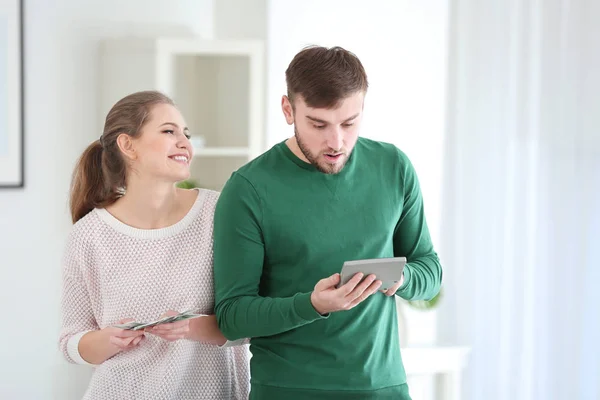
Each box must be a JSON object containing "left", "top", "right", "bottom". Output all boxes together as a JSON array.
[{"left": 58, "top": 189, "right": 250, "bottom": 400}]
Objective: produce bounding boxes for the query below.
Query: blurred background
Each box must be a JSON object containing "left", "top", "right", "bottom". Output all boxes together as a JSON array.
[{"left": 0, "top": 0, "right": 598, "bottom": 399}]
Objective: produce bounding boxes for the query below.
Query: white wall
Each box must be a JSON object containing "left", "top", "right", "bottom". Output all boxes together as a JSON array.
[
  {"left": 0, "top": 1, "right": 213, "bottom": 398},
  {"left": 215, "top": 0, "right": 267, "bottom": 41}
]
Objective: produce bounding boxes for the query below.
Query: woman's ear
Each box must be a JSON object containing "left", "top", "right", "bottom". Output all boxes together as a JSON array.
[{"left": 116, "top": 133, "right": 137, "bottom": 161}]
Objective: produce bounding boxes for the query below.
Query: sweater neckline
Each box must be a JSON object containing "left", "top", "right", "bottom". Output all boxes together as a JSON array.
[{"left": 94, "top": 188, "right": 206, "bottom": 240}]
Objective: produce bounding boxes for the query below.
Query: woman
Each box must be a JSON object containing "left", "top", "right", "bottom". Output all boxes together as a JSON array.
[{"left": 58, "top": 90, "right": 249, "bottom": 399}]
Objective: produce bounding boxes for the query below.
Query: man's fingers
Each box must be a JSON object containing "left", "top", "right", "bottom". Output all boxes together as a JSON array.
[
  {"left": 348, "top": 279, "right": 382, "bottom": 308},
  {"left": 338, "top": 272, "right": 366, "bottom": 295},
  {"left": 346, "top": 274, "right": 377, "bottom": 300},
  {"left": 385, "top": 285, "right": 397, "bottom": 296},
  {"left": 316, "top": 273, "right": 341, "bottom": 291},
  {"left": 384, "top": 280, "right": 403, "bottom": 296}
]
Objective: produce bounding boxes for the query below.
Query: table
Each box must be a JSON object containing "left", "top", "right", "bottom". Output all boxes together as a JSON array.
[{"left": 402, "top": 346, "right": 471, "bottom": 400}]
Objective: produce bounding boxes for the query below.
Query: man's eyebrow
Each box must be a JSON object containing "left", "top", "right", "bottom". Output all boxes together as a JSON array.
[
  {"left": 306, "top": 115, "right": 328, "bottom": 124},
  {"left": 305, "top": 113, "right": 359, "bottom": 124},
  {"left": 342, "top": 113, "right": 360, "bottom": 123}
]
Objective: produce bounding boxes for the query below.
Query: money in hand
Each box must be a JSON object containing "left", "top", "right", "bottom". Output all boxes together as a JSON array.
[
  {"left": 112, "top": 321, "right": 144, "bottom": 330},
  {"left": 112, "top": 309, "right": 207, "bottom": 331}
]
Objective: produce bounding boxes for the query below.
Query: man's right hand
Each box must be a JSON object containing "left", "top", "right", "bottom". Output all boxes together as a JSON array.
[{"left": 310, "top": 272, "right": 382, "bottom": 315}]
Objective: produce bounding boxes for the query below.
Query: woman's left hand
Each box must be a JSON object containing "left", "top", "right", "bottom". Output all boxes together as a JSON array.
[{"left": 146, "top": 310, "right": 190, "bottom": 341}]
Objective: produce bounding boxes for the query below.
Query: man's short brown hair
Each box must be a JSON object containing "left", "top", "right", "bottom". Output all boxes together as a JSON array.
[{"left": 285, "top": 45, "right": 368, "bottom": 109}]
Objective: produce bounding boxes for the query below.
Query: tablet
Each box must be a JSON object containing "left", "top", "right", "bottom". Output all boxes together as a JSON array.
[{"left": 338, "top": 257, "right": 406, "bottom": 291}]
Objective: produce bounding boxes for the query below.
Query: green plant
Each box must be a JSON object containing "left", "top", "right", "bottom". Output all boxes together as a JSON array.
[
  {"left": 176, "top": 179, "right": 200, "bottom": 189},
  {"left": 404, "top": 287, "right": 443, "bottom": 311}
]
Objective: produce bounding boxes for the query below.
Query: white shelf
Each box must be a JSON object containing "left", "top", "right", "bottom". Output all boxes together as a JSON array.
[
  {"left": 193, "top": 147, "right": 250, "bottom": 157},
  {"left": 402, "top": 346, "right": 470, "bottom": 375},
  {"left": 100, "top": 37, "right": 265, "bottom": 190}
]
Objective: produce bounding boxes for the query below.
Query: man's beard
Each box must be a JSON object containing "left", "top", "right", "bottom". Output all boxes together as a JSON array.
[{"left": 294, "top": 126, "right": 349, "bottom": 175}]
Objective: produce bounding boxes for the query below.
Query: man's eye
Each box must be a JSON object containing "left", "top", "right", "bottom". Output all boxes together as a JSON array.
[
  {"left": 343, "top": 123, "right": 354, "bottom": 127},
  {"left": 314, "top": 125, "right": 325, "bottom": 130},
  {"left": 163, "top": 130, "right": 174, "bottom": 134},
  {"left": 184, "top": 133, "right": 191, "bottom": 139}
]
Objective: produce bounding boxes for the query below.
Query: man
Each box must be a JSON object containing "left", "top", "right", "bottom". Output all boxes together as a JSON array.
[{"left": 213, "top": 45, "right": 442, "bottom": 400}]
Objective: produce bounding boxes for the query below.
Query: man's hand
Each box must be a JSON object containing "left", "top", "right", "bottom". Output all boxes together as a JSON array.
[
  {"left": 310, "top": 272, "right": 382, "bottom": 315},
  {"left": 380, "top": 273, "right": 405, "bottom": 296}
]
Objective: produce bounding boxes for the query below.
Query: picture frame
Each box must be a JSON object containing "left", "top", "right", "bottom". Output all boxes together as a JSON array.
[{"left": 0, "top": 0, "right": 23, "bottom": 188}]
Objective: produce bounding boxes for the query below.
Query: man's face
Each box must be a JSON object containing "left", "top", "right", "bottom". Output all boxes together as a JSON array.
[{"left": 282, "top": 92, "right": 364, "bottom": 174}]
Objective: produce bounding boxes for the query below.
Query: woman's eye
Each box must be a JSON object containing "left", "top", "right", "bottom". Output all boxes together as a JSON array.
[
  {"left": 184, "top": 133, "right": 191, "bottom": 139},
  {"left": 163, "top": 130, "right": 174, "bottom": 134}
]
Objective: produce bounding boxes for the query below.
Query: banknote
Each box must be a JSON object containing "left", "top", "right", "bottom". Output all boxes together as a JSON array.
[{"left": 113, "top": 309, "right": 207, "bottom": 330}]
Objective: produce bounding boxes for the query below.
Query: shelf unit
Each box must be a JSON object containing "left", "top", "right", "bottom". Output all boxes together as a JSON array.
[
  {"left": 193, "top": 147, "right": 251, "bottom": 157},
  {"left": 99, "top": 37, "right": 265, "bottom": 191}
]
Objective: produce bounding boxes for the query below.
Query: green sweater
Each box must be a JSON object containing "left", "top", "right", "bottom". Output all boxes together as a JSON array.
[{"left": 213, "top": 138, "right": 442, "bottom": 399}]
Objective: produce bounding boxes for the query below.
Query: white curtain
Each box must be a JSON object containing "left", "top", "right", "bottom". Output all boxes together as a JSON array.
[{"left": 439, "top": 0, "right": 600, "bottom": 399}]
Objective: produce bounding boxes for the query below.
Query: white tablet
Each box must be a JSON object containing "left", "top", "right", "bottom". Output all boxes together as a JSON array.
[{"left": 338, "top": 257, "right": 406, "bottom": 291}]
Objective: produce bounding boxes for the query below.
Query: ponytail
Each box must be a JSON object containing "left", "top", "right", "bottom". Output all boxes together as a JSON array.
[{"left": 69, "top": 140, "right": 116, "bottom": 223}]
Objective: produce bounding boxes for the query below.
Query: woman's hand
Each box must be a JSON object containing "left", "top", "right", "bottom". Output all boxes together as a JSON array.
[
  {"left": 186, "top": 314, "right": 227, "bottom": 346},
  {"left": 105, "top": 318, "right": 145, "bottom": 349},
  {"left": 146, "top": 310, "right": 190, "bottom": 342},
  {"left": 78, "top": 318, "right": 144, "bottom": 364}
]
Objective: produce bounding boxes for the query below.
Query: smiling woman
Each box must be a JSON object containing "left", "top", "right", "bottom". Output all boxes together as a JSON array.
[{"left": 59, "top": 90, "right": 250, "bottom": 399}]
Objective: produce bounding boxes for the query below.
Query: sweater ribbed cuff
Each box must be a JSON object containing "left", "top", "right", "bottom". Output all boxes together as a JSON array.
[
  {"left": 293, "top": 292, "right": 328, "bottom": 321},
  {"left": 66, "top": 331, "right": 94, "bottom": 366}
]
